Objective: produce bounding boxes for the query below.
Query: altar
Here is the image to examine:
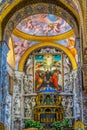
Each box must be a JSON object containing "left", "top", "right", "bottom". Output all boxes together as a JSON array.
[{"left": 34, "top": 86, "right": 63, "bottom": 125}]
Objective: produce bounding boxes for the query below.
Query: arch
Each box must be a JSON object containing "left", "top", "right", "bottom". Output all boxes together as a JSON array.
[
  {"left": 18, "top": 42, "right": 77, "bottom": 71},
  {"left": 13, "top": 28, "right": 74, "bottom": 41},
  {"left": 0, "top": 0, "right": 80, "bottom": 41}
]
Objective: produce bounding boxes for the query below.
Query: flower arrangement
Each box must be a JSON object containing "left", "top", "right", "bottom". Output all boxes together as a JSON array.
[
  {"left": 24, "top": 119, "right": 43, "bottom": 130},
  {"left": 52, "top": 118, "right": 71, "bottom": 130}
]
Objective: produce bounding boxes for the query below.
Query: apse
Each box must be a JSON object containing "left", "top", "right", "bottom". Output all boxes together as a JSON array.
[
  {"left": 7, "top": 13, "right": 82, "bottom": 130},
  {"left": 0, "top": 0, "right": 87, "bottom": 130}
]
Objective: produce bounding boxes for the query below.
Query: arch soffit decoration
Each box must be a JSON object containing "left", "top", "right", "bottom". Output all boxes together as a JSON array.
[
  {"left": 0, "top": 0, "right": 80, "bottom": 41},
  {"left": 0, "top": 0, "right": 82, "bottom": 15},
  {"left": 18, "top": 42, "right": 77, "bottom": 71}
]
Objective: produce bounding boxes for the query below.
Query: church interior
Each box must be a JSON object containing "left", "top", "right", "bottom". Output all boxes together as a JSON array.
[{"left": 0, "top": 0, "right": 87, "bottom": 130}]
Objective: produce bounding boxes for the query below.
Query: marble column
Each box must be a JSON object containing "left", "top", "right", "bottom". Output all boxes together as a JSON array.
[
  {"left": 13, "top": 71, "right": 24, "bottom": 130},
  {"left": 72, "top": 70, "right": 80, "bottom": 121},
  {"left": 75, "top": 38, "right": 83, "bottom": 120},
  {"left": 82, "top": 66, "right": 87, "bottom": 126},
  {"left": 0, "top": 41, "right": 9, "bottom": 123}
]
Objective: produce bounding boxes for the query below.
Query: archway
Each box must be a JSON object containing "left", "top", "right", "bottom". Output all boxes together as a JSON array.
[{"left": 0, "top": 0, "right": 85, "bottom": 130}]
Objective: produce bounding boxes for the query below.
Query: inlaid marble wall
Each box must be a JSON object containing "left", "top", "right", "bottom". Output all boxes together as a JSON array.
[
  {"left": 13, "top": 71, "right": 36, "bottom": 130},
  {"left": 11, "top": 47, "right": 84, "bottom": 130},
  {"left": 82, "top": 93, "right": 87, "bottom": 127},
  {"left": 0, "top": 42, "right": 12, "bottom": 130}
]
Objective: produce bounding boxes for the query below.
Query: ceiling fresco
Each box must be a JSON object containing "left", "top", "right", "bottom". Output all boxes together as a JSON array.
[
  {"left": 16, "top": 14, "right": 72, "bottom": 36},
  {"left": 57, "top": 36, "right": 77, "bottom": 62},
  {"left": 11, "top": 34, "right": 76, "bottom": 70},
  {"left": 11, "top": 34, "right": 39, "bottom": 69},
  {"left": 56, "top": 36, "right": 75, "bottom": 46}
]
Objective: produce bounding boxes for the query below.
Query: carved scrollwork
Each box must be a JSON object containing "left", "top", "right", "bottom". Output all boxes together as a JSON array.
[
  {"left": 24, "top": 96, "right": 36, "bottom": 118},
  {"left": 14, "top": 96, "right": 21, "bottom": 115},
  {"left": 23, "top": 76, "right": 33, "bottom": 94},
  {"left": 61, "top": 96, "right": 73, "bottom": 117}
]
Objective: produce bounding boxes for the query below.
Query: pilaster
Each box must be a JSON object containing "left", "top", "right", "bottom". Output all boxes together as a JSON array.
[
  {"left": 75, "top": 38, "right": 83, "bottom": 121},
  {"left": 0, "top": 41, "right": 11, "bottom": 129}
]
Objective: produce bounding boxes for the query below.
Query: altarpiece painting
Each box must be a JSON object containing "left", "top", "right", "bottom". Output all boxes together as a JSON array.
[{"left": 34, "top": 53, "right": 63, "bottom": 92}]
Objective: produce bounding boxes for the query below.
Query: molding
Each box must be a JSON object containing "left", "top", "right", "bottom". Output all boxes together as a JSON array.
[
  {"left": 0, "top": 0, "right": 79, "bottom": 21},
  {"left": 0, "top": 1, "right": 21, "bottom": 21},
  {"left": 13, "top": 28, "right": 74, "bottom": 41},
  {"left": 18, "top": 42, "right": 77, "bottom": 71},
  {"left": 0, "top": 0, "right": 21, "bottom": 40}
]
